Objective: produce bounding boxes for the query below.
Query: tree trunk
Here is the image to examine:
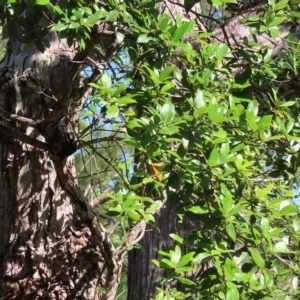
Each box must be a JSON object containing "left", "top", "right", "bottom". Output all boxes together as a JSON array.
[
  {"left": 127, "top": 202, "right": 176, "bottom": 300},
  {"left": 0, "top": 38, "right": 101, "bottom": 299},
  {"left": 127, "top": 2, "right": 202, "bottom": 298},
  {"left": 128, "top": 201, "right": 198, "bottom": 300}
]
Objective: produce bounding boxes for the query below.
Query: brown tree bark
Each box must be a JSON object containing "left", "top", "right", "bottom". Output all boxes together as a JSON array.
[
  {"left": 0, "top": 37, "right": 103, "bottom": 299},
  {"left": 127, "top": 202, "right": 182, "bottom": 300},
  {"left": 0, "top": 30, "right": 141, "bottom": 299}
]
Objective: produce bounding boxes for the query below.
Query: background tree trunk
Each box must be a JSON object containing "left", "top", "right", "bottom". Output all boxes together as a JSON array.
[
  {"left": 127, "top": 2, "right": 201, "bottom": 298},
  {"left": 127, "top": 202, "right": 178, "bottom": 300},
  {"left": 0, "top": 38, "right": 100, "bottom": 299}
]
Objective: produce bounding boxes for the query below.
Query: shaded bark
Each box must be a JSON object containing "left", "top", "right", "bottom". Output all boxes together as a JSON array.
[
  {"left": 0, "top": 39, "right": 101, "bottom": 299},
  {"left": 127, "top": 202, "right": 178, "bottom": 300},
  {"left": 0, "top": 25, "right": 146, "bottom": 298},
  {"left": 127, "top": 202, "right": 197, "bottom": 300}
]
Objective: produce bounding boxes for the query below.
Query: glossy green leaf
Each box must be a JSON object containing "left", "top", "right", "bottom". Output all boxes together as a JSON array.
[
  {"left": 292, "top": 276, "right": 299, "bottom": 291},
  {"left": 222, "top": 194, "right": 233, "bottom": 214},
  {"left": 178, "top": 252, "right": 195, "bottom": 268},
  {"left": 160, "top": 102, "right": 175, "bottom": 123},
  {"left": 279, "top": 101, "right": 295, "bottom": 107},
  {"left": 175, "top": 276, "right": 195, "bottom": 285},
  {"left": 172, "top": 20, "right": 195, "bottom": 42},
  {"left": 170, "top": 246, "right": 181, "bottom": 265},
  {"left": 50, "top": 22, "right": 69, "bottom": 32},
  {"left": 226, "top": 223, "right": 236, "bottom": 242},
  {"left": 192, "top": 253, "right": 214, "bottom": 264},
  {"left": 272, "top": 242, "right": 288, "bottom": 253},
  {"left": 106, "top": 105, "right": 119, "bottom": 118},
  {"left": 170, "top": 233, "right": 184, "bottom": 244},
  {"left": 36, "top": 0, "right": 49, "bottom": 4},
  {"left": 106, "top": 10, "right": 119, "bottom": 21},
  {"left": 154, "top": 292, "right": 164, "bottom": 300},
  {"left": 100, "top": 73, "right": 112, "bottom": 88},
  {"left": 137, "top": 34, "right": 152, "bottom": 43},
  {"left": 226, "top": 288, "right": 239, "bottom": 300},
  {"left": 188, "top": 206, "right": 209, "bottom": 214},
  {"left": 280, "top": 204, "right": 297, "bottom": 216},
  {"left": 194, "top": 90, "right": 205, "bottom": 109},
  {"left": 86, "top": 8, "right": 108, "bottom": 25},
  {"left": 249, "top": 248, "right": 265, "bottom": 268}
]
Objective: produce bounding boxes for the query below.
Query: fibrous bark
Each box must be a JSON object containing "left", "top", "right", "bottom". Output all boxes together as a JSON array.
[
  {"left": 0, "top": 28, "right": 146, "bottom": 298},
  {"left": 0, "top": 38, "right": 102, "bottom": 299}
]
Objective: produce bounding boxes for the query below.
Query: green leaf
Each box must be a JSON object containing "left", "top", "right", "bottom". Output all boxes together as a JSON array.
[
  {"left": 286, "top": 119, "right": 294, "bottom": 133},
  {"left": 86, "top": 8, "right": 107, "bottom": 25},
  {"left": 249, "top": 248, "right": 265, "bottom": 268},
  {"left": 106, "top": 105, "right": 119, "bottom": 118},
  {"left": 248, "top": 100, "right": 258, "bottom": 116},
  {"left": 100, "top": 73, "right": 112, "bottom": 88},
  {"left": 226, "top": 223, "right": 236, "bottom": 242},
  {"left": 257, "top": 115, "right": 272, "bottom": 128},
  {"left": 272, "top": 242, "right": 288, "bottom": 253},
  {"left": 116, "top": 32, "right": 125, "bottom": 43},
  {"left": 293, "top": 219, "right": 300, "bottom": 231},
  {"left": 261, "top": 218, "right": 270, "bottom": 235},
  {"left": 222, "top": 194, "right": 233, "bottom": 214},
  {"left": 280, "top": 205, "right": 297, "bottom": 216},
  {"left": 137, "top": 34, "right": 152, "bottom": 43},
  {"left": 279, "top": 101, "right": 295, "bottom": 107},
  {"left": 289, "top": 0, "right": 299, "bottom": 10},
  {"left": 106, "top": 10, "right": 119, "bottom": 21},
  {"left": 268, "top": 17, "right": 286, "bottom": 27},
  {"left": 170, "top": 246, "right": 181, "bottom": 265},
  {"left": 178, "top": 252, "right": 195, "bottom": 268},
  {"left": 192, "top": 253, "right": 214, "bottom": 264},
  {"left": 170, "top": 233, "right": 184, "bottom": 244},
  {"left": 172, "top": 20, "right": 195, "bottom": 43},
  {"left": 71, "top": 8, "right": 84, "bottom": 20},
  {"left": 35, "top": 0, "right": 49, "bottom": 5},
  {"left": 159, "top": 66, "right": 173, "bottom": 81},
  {"left": 154, "top": 292, "right": 164, "bottom": 300},
  {"left": 145, "top": 202, "right": 161, "bottom": 214},
  {"left": 188, "top": 206, "right": 209, "bottom": 214},
  {"left": 226, "top": 288, "right": 239, "bottom": 300},
  {"left": 123, "top": 139, "right": 142, "bottom": 149},
  {"left": 51, "top": 22, "right": 69, "bottom": 32},
  {"left": 69, "top": 22, "right": 80, "bottom": 29},
  {"left": 194, "top": 90, "right": 205, "bottom": 109},
  {"left": 115, "top": 97, "right": 137, "bottom": 104},
  {"left": 122, "top": 191, "right": 136, "bottom": 209},
  {"left": 175, "top": 276, "right": 195, "bottom": 285},
  {"left": 128, "top": 211, "right": 141, "bottom": 221},
  {"left": 292, "top": 276, "right": 299, "bottom": 291},
  {"left": 160, "top": 102, "right": 175, "bottom": 123},
  {"left": 275, "top": 0, "right": 289, "bottom": 10}
]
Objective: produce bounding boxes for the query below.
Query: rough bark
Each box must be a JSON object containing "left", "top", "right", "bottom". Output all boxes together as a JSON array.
[
  {"left": 0, "top": 38, "right": 102, "bottom": 299},
  {"left": 0, "top": 16, "right": 148, "bottom": 297},
  {"left": 0, "top": 29, "right": 143, "bottom": 298},
  {"left": 127, "top": 202, "right": 179, "bottom": 300}
]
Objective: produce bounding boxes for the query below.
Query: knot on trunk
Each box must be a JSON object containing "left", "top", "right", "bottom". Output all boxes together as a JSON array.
[{"left": 51, "top": 124, "right": 77, "bottom": 157}]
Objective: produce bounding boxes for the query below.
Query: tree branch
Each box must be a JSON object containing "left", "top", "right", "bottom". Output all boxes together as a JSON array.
[
  {"left": 0, "top": 121, "right": 52, "bottom": 152},
  {"left": 0, "top": 110, "right": 40, "bottom": 128}
]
